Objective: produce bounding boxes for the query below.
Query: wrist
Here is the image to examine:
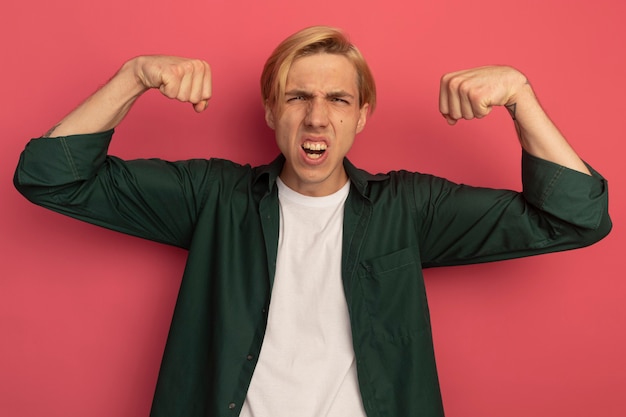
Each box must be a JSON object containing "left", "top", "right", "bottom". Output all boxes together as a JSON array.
[{"left": 118, "top": 57, "right": 152, "bottom": 97}]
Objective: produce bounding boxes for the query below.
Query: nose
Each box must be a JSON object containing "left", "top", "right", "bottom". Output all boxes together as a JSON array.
[{"left": 304, "top": 98, "right": 329, "bottom": 128}]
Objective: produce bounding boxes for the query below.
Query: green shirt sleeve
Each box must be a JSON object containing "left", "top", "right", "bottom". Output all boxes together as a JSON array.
[
  {"left": 415, "top": 151, "right": 611, "bottom": 267},
  {"left": 522, "top": 151, "right": 607, "bottom": 229},
  {"left": 14, "top": 130, "right": 215, "bottom": 249}
]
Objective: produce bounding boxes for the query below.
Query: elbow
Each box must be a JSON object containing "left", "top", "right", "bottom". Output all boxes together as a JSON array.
[
  {"left": 13, "top": 169, "right": 43, "bottom": 207},
  {"left": 13, "top": 162, "right": 57, "bottom": 208},
  {"left": 592, "top": 209, "right": 613, "bottom": 243},
  {"left": 576, "top": 208, "right": 612, "bottom": 248},
  {"left": 13, "top": 166, "right": 33, "bottom": 202}
]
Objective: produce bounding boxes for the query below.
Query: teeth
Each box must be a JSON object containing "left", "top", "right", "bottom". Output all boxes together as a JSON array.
[
  {"left": 308, "top": 153, "right": 322, "bottom": 159},
  {"left": 302, "top": 142, "right": 327, "bottom": 151}
]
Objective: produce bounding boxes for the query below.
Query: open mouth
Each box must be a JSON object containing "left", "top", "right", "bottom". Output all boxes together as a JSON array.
[{"left": 302, "top": 142, "right": 327, "bottom": 160}]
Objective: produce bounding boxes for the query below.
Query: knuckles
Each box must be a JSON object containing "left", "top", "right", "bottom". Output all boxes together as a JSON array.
[
  {"left": 439, "top": 65, "right": 528, "bottom": 123},
  {"left": 169, "top": 58, "right": 211, "bottom": 78}
]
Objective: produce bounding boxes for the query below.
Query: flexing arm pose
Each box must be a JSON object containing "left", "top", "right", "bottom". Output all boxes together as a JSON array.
[
  {"left": 44, "top": 56, "right": 212, "bottom": 138},
  {"left": 15, "top": 26, "right": 610, "bottom": 417},
  {"left": 439, "top": 65, "right": 591, "bottom": 175}
]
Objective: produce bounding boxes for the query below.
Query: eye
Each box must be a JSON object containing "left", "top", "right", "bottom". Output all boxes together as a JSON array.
[
  {"left": 331, "top": 97, "right": 350, "bottom": 104},
  {"left": 287, "top": 95, "right": 306, "bottom": 102}
]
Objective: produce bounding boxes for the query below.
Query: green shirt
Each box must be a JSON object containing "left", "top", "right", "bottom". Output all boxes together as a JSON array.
[{"left": 14, "top": 130, "right": 611, "bottom": 416}]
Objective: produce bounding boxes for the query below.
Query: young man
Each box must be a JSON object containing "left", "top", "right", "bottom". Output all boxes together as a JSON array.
[{"left": 14, "top": 26, "right": 611, "bottom": 416}]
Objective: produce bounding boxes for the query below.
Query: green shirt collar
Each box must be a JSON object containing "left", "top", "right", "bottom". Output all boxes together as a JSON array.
[{"left": 254, "top": 155, "right": 389, "bottom": 197}]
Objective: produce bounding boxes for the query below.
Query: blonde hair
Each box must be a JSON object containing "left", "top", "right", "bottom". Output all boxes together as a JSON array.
[{"left": 261, "top": 26, "right": 376, "bottom": 113}]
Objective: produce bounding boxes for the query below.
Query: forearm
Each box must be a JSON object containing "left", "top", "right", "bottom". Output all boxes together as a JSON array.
[
  {"left": 45, "top": 58, "right": 148, "bottom": 138},
  {"left": 507, "top": 84, "right": 591, "bottom": 175},
  {"left": 43, "top": 55, "right": 212, "bottom": 138}
]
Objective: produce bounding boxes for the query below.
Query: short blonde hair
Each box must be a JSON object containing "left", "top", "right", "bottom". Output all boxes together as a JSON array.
[{"left": 261, "top": 26, "right": 376, "bottom": 113}]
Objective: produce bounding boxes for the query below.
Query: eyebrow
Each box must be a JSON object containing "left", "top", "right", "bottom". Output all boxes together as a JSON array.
[{"left": 285, "top": 89, "right": 356, "bottom": 100}]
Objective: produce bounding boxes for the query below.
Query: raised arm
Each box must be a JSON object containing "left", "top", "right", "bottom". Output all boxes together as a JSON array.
[
  {"left": 15, "top": 55, "right": 215, "bottom": 248},
  {"left": 44, "top": 55, "right": 212, "bottom": 138},
  {"left": 439, "top": 65, "right": 591, "bottom": 175}
]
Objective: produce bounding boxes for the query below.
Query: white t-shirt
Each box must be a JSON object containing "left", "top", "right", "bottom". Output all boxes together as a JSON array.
[{"left": 239, "top": 178, "right": 366, "bottom": 417}]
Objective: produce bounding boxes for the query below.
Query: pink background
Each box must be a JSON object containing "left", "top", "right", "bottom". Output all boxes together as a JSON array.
[{"left": 2, "top": 0, "right": 625, "bottom": 416}]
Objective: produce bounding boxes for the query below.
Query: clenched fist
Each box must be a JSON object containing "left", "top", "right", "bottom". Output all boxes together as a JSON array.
[
  {"left": 129, "top": 55, "right": 213, "bottom": 113},
  {"left": 439, "top": 65, "right": 531, "bottom": 125}
]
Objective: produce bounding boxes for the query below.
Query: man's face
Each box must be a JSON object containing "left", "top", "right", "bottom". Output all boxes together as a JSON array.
[{"left": 265, "top": 53, "right": 368, "bottom": 196}]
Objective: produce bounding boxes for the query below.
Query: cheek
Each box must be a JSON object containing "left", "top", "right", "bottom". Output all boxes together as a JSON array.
[
  {"left": 276, "top": 111, "right": 302, "bottom": 130},
  {"left": 273, "top": 118, "right": 299, "bottom": 150}
]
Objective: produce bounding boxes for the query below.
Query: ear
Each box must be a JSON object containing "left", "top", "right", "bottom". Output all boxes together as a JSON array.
[
  {"left": 356, "top": 103, "right": 369, "bottom": 134},
  {"left": 264, "top": 102, "right": 276, "bottom": 130}
]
